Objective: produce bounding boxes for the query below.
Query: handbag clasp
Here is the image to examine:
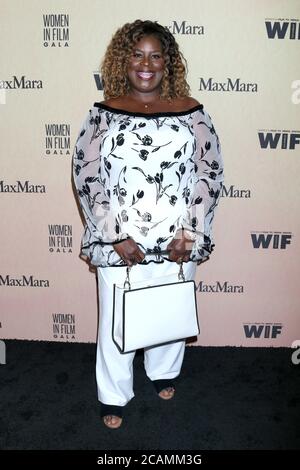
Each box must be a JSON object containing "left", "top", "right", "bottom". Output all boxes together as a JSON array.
[
  {"left": 178, "top": 261, "right": 185, "bottom": 282},
  {"left": 124, "top": 261, "right": 185, "bottom": 288},
  {"left": 124, "top": 266, "right": 131, "bottom": 290}
]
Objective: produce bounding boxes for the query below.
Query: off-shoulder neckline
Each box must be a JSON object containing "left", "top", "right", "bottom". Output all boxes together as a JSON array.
[{"left": 93, "top": 102, "right": 204, "bottom": 118}]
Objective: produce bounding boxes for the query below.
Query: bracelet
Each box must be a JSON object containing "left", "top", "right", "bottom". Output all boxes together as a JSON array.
[{"left": 182, "top": 228, "right": 197, "bottom": 242}]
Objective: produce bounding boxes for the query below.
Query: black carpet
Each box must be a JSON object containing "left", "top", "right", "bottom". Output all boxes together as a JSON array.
[{"left": 0, "top": 340, "right": 299, "bottom": 450}]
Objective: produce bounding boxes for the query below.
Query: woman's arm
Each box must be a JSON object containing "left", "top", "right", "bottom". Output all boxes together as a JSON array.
[
  {"left": 168, "top": 107, "right": 224, "bottom": 263},
  {"left": 72, "top": 107, "right": 130, "bottom": 248}
]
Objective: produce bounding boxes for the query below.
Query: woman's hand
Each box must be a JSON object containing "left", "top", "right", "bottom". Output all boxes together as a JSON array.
[
  {"left": 166, "top": 230, "right": 195, "bottom": 263},
  {"left": 113, "top": 238, "right": 145, "bottom": 266}
]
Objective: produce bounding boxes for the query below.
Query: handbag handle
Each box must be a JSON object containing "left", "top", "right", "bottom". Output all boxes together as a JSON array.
[{"left": 124, "top": 261, "right": 185, "bottom": 290}]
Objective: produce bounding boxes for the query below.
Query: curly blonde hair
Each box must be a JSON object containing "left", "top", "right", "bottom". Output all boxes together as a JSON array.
[{"left": 100, "top": 19, "right": 191, "bottom": 100}]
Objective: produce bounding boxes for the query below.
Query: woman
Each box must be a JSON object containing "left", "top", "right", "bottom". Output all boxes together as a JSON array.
[{"left": 72, "top": 19, "right": 224, "bottom": 429}]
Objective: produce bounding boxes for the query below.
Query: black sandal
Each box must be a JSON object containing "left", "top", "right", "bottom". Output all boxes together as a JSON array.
[
  {"left": 152, "top": 379, "right": 175, "bottom": 395},
  {"left": 100, "top": 403, "right": 124, "bottom": 419}
]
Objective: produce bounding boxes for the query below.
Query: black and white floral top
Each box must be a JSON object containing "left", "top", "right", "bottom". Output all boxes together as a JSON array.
[{"left": 72, "top": 103, "right": 224, "bottom": 267}]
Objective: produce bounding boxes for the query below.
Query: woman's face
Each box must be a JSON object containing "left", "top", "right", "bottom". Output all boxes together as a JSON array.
[{"left": 127, "top": 35, "right": 165, "bottom": 94}]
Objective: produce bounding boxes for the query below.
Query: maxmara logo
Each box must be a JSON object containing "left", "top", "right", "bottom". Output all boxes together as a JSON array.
[
  {"left": 166, "top": 20, "right": 204, "bottom": 35},
  {"left": 43, "top": 14, "right": 69, "bottom": 47},
  {"left": 0, "top": 181, "right": 46, "bottom": 193},
  {"left": 196, "top": 281, "right": 244, "bottom": 293},
  {"left": 199, "top": 78, "right": 257, "bottom": 92},
  {"left": 258, "top": 130, "right": 300, "bottom": 150},
  {"left": 251, "top": 232, "right": 292, "bottom": 249},
  {"left": 0, "top": 275, "right": 49, "bottom": 287},
  {"left": 0, "top": 76, "right": 43, "bottom": 89},
  {"left": 45, "top": 124, "right": 71, "bottom": 156},
  {"left": 221, "top": 184, "right": 251, "bottom": 198},
  {"left": 265, "top": 19, "right": 300, "bottom": 40}
]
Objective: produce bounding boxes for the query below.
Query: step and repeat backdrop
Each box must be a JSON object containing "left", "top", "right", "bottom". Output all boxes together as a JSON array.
[{"left": 0, "top": 0, "right": 299, "bottom": 347}]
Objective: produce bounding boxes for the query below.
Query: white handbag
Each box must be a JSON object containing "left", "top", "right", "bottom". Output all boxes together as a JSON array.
[{"left": 112, "top": 263, "right": 200, "bottom": 353}]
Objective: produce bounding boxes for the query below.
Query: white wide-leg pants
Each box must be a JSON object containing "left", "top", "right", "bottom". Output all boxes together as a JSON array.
[{"left": 96, "top": 260, "right": 197, "bottom": 406}]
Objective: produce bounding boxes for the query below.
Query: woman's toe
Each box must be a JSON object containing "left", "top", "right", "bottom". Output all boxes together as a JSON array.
[
  {"left": 158, "top": 387, "right": 175, "bottom": 400},
  {"left": 103, "top": 415, "right": 123, "bottom": 428}
]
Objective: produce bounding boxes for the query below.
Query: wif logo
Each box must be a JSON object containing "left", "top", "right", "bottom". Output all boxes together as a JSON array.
[
  {"left": 258, "top": 130, "right": 300, "bottom": 149},
  {"left": 251, "top": 232, "right": 292, "bottom": 249},
  {"left": 244, "top": 323, "right": 283, "bottom": 339},
  {"left": 265, "top": 19, "right": 300, "bottom": 40},
  {"left": 94, "top": 73, "right": 104, "bottom": 91}
]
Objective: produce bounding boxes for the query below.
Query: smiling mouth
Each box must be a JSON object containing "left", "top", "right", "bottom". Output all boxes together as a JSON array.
[{"left": 136, "top": 72, "right": 155, "bottom": 80}]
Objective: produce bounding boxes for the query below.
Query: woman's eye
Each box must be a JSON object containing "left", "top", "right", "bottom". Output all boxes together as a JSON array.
[{"left": 132, "top": 52, "right": 162, "bottom": 59}]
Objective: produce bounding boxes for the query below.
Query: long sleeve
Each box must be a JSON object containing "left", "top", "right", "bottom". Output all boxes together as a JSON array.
[
  {"left": 180, "top": 108, "right": 224, "bottom": 263},
  {"left": 72, "top": 107, "right": 130, "bottom": 263}
]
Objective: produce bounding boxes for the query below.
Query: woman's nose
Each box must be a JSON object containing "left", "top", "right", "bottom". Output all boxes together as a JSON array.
[{"left": 141, "top": 56, "right": 149, "bottom": 66}]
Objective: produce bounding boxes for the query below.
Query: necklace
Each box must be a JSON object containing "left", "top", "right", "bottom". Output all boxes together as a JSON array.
[
  {"left": 137, "top": 100, "right": 155, "bottom": 109},
  {"left": 142, "top": 99, "right": 173, "bottom": 109},
  {"left": 127, "top": 94, "right": 173, "bottom": 110}
]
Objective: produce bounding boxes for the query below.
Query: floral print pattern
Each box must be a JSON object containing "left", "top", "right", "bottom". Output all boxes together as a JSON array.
[{"left": 72, "top": 103, "right": 224, "bottom": 267}]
